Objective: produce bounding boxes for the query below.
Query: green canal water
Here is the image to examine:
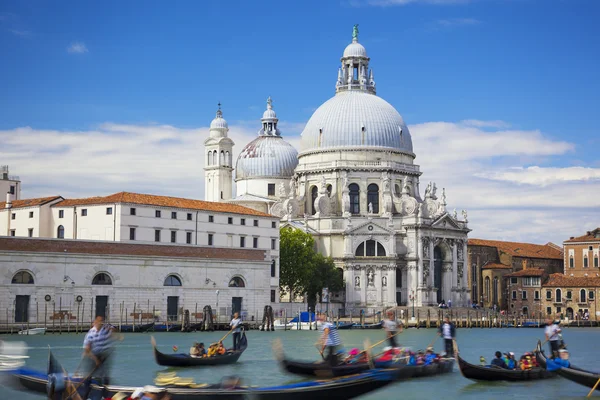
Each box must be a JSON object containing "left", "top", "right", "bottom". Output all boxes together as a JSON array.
[{"left": 2, "top": 328, "right": 599, "bottom": 399}]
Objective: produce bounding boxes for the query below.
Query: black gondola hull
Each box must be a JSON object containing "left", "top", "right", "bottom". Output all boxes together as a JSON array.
[
  {"left": 282, "top": 358, "right": 453, "bottom": 379},
  {"left": 457, "top": 354, "right": 555, "bottom": 381},
  {"left": 89, "top": 368, "right": 401, "bottom": 400},
  {"left": 119, "top": 322, "right": 155, "bottom": 333},
  {"left": 536, "top": 341, "right": 600, "bottom": 391}
]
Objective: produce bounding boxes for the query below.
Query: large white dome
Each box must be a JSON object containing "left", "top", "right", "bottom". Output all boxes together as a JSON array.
[
  {"left": 299, "top": 91, "right": 413, "bottom": 154},
  {"left": 235, "top": 136, "right": 298, "bottom": 180}
]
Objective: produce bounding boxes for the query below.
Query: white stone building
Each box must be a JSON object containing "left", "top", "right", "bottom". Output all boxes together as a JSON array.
[
  {"left": 205, "top": 28, "right": 471, "bottom": 308},
  {"left": 0, "top": 190, "right": 280, "bottom": 325},
  {"left": 0, "top": 237, "right": 274, "bottom": 326},
  {"left": 0, "top": 165, "right": 21, "bottom": 202}
]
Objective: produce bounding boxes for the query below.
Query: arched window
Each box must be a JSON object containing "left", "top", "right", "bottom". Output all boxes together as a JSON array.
[
  {"left": 212, "top": 151, "right": 217, "bottom": 165},
  {"left": 164, "top": 275, "right": 182, "bottom": 286},
  {"left": 367, "top": 184, "right": 379, "bottom": 214},
  {"left": 523, "top": 307, "right": 529, "bottom": 316},
  {"left": 228, "top": 276, "right": 245, "bottom": 288},
  {"left": 207, "top": 151, "right": 212, "bottom": 165},
  {"left": 311, "top": 186, "right": 318, "bottom": 215},
  {"left": 12, "top": 271, "right": 34, "bottom": 284},
  {"left": 395, "top": 184, "right": 401, "bottom": 196},
  {"left": 484, "top": 277, "right": 490, "bottom": 301},
  {"left": 92, "top": 273, "right": 112, "bottom": 285},
  {"left": 580, "top": 289, "right": 586, "bottom": 302},
  {"left": 57, "top": 225, "right": 64, "bottom": 239},
  {"left": 225, "top": 151, "right": 230, "bottom": 166},
  {"left": 556, "top": 288, "right": 562, "bottom": 303},
  {"left": 492, "top": 277, "right": 499, "bottom": 305},
  {"left": 326, "top": 184, "right": 332, "bottom": 198},
  {"left": 355, "top": 240, "right": 386, "bottom": 257},
  {"left": 349, "top": 183, "right": 360, "bottom": 214}
]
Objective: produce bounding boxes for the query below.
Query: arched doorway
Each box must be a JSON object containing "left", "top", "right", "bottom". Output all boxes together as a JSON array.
[
  {"left": 433, "top": 246, "right": 443, "bottom": 304},
  {"left": 566, "top": 307, "right": 573, "bottom": 319}
]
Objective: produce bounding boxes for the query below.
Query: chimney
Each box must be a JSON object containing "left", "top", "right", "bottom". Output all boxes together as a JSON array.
[
  {"left": 5, "top": 192, "right": 12, "bottom": 209},
  {"left": 522, "top": 259, "right": 527, "bottom": 270}
]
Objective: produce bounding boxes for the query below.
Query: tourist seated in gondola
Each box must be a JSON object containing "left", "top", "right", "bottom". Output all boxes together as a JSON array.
[
  {"left": 197, "top": 342, "right": 207, "bottom": 357},
  {"left": 402, "top": 348, "right": 417, "bottom": 366},
  {"left": 503, "top": 352, "right": 516, "bottom": 370},
  {"left": 207, "top": 343, "right": 218, "bottom": 357},
  {"left": 546, "top": 348, "right": 571, "bottom": 371},
  {"left": 217, "top": 342, "right": 226, "bottom": 355},
  {"left": 376, "top": 346, "right": 400, "bottom": 363},
  {"left": 190, "top": 342, "right": 200, "bottom": 358},
  {"left": 519, "top": 354, "right": 533, "bottom": 370},
  {"left": 424, "top": 347, "right": 437, "bottom": 365},
  {"left": 344, "top": 348, "right": 361, "bottom": 364},
  {"left": 491, "top": 351, "right": 509, "bottom": 369},
  {"left": 415, "top": 350, "right": 426, "bottom": 365}
]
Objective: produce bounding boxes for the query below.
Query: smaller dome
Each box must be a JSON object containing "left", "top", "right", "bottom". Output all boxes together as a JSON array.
[
  {"left": 210, "top": 107, "right": 228, "bottom": 132},
  {"left": 343, "top": 40, "right": 367, "bottom": 58},
  {"left": 235, "top": 136, "right": 298, "bottom": 180},
  {"left": 263, "top": 108, "right": 277, "bottom": 120}
]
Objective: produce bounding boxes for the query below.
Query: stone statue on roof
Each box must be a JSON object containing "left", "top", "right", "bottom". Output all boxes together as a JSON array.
[{"left": 352, "top": 24, "right": 359, "bottom": 40}]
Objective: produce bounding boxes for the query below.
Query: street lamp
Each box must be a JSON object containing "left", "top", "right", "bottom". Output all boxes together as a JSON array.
[
  {"left": 409, "top": 290, "right": 415, "bottom": 319},
  {"left": 216, "top": 290, "right": 220, "bottom": 323}
]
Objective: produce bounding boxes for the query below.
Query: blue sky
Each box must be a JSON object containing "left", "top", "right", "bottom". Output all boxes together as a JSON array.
[{"left": 1, "top": 0, "right": 599, "bottom": 245}]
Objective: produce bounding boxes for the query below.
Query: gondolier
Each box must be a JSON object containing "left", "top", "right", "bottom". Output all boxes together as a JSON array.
[
  {"left": 318, "top": 313, "right": 342, "bottom": 366},
  {"left": 83, "top": 316, "right": 115, "bottom": 385},
  {"left": 438, "top": 316, "right": 455, "bottom": 357},
  {"left": 544, "top": 317, "right": 562, "bottom": 358},
  {"left": 382, "top": 310, "right": 402, "bottom": 348},
  {"left": 230, "top": 312, "right": 242, "bottom": 351}
]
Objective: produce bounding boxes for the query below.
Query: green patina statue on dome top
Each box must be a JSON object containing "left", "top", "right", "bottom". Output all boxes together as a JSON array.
[{"left": 352, "top": 24, "right": 359, "bottom": 40}]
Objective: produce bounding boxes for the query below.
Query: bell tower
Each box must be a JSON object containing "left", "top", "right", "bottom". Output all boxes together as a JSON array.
[{"left": 204, "top": 103, "right": 234, "bottom": 202}]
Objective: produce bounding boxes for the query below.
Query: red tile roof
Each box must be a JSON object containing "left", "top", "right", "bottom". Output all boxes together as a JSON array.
[
  {"left": 543, "top": 273, "right": 600, "bottom": 287},
  {"left": 0, "top": 196, "right": 63, "bottom": 210},
  {"left": 482, "top": 263, "right": 512, "bottom": 270},
  {"left": 506, "top": 268, "right": 545, "bottom": 277},
  {"left": 468, "top": 238, "right": 563, "bottom": 260},
  {"left": 0, "top": 237, "right": 266, "bottom": 261},
  {"left": 53, "top": 192, "right": 275, "bottom": 218},
  {"left": 564, "top": 228, "right": 600, "bottom": 243}
]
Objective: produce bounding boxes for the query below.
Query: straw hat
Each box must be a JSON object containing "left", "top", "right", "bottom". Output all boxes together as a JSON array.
[
  {"left": 143, "top": 385, "right": 165, "bottom": 394},
  {"left": 112, "top": 393, "right": 129, "bottom": 400}
]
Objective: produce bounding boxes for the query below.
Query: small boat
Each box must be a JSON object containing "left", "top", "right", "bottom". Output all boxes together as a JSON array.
[
  {"left": 536, "top": 341, "right": 600, "bottom": 391},
  {"left": 456, "top": 348, "right": 555, "bottom": 381},
  {"left": 335, "top": 322, "right": 354, "bottom": 330},
  {"left": 119, "top": 322, "right": 155, "bottom": 333},
  {"left": 89, "top": 368, "right": 402, "bottom": 400},
  {"left": 152, "top": 323, "right": 183, "bottom": 332},
  {"left": 17, "top": 327, "right": 46, "bottom": 335},
  {"left": 152, "top": 332, "right": 248, "bottom": 367}
]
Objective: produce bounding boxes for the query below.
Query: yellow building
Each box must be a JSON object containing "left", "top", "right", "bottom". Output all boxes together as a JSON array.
[
  {"left": 542, "top": 273, "right": 600, "bottom": 321},
  {"left": 563, "top": 227, "right": 600, "bottom": 277}
]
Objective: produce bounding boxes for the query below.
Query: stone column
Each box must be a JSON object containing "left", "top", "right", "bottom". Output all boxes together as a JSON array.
[
  {"left": 361, "top": 267, "right": 367, "bottom": 306},
  {"left": 388, "top": 264, "right": 396, "bottom": 306},
  {"left": 451, "top": 241, "right": 458, "bottom": 304},
  {"left": 462, "top": 240, "right": 469, "bottom": 305},
  {"left": 375, "top": 266, "right": 383, "bottom": 306},
  {"left": 344, "top": 265, "right": 353, "bottom": 305},
  {"left": 416, "top": 235, "right": 423, "bottom": 288}
]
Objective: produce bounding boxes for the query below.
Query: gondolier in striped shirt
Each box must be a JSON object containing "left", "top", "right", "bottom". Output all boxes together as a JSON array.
[
  {"left": 83, "top": 316, "right": 116, "bottom": 384},
  {"left": 318, "top": 313, "right": 342, "bottom": 366}
]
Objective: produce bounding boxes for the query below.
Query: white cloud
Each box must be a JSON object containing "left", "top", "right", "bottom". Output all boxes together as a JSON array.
[
  {"left": 9, "top": 29, "right": 31, "bottom": 37},
  {"left": 67, "top": 42, "right": 88, "bottom": 54},
  {"left": 2, "top": 118, "right": 598, "bottom": 246},
  {"left": 475, "top": 166, "right": 600, "bottom": 186}
]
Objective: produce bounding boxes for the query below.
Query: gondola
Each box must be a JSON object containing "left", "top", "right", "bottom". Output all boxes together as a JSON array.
[
  {"left": 119, "top": 322, "right": 155, "bottom": 333},
  {"left": 456, "top": 350, "right": 555, "bottom": 381},
  {"left": 152, "top": 332, "right": 248, "bottom": 367},
  {"left": 89, "top": 368, "right": 402, "bottom": 400},
  {"left": 335, "top": 322, "right": 354, "bottom": 330},
  {"left": 352, "top": 322, "right": 382, "bottom": 329},
  {"left": 536, "top": 341, "right": 600, "bottom": 391}
]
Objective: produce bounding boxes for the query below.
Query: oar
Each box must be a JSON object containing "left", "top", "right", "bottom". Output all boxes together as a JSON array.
[
  {"left": 587, "top": 377, "right": 600, "bottom": 397},
  {"left": 271, "top": 339, "right": 285, "bottom": 362},
  {"left": 218, "top": 326, "right": 236, "bottom": 344},
  {"left": 426, "top": 335, "right": 438, "bottom": 350},
  {"left": 363, "top": 338, "right": 375, "bottom": 369},
  {"left": 313, "top": 340, "right": 326, "bottom": 361},
  {"left": 357, "top": 330, "right": 402, "bottom": 356}
]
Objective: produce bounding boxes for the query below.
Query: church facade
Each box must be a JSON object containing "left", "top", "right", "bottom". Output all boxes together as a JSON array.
[{"left": 207, "top": 27, "right": 471, "bottom": 308}]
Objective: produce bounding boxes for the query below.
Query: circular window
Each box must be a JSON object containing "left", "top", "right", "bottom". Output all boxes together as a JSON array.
[
  {"left": 368, "top": 225, "right": 373, "bottom": 231},
  {"left": 76, "top": 295, "right": 83, "bottom": 303},
  {"left": 44, "top": 295, "right": 51, "bottom": 302}
]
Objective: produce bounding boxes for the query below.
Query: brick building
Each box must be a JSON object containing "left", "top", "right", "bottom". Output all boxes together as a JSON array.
[
  {"left": 468, "top": 239, "right": 563, "bottom": 309},
  {"left": 542, "top": 273, "right": 600, "bottom": 321},
  {"left": 505, "top": 268, "right": 546, "bottom": 317},
  {"left": 563, "top": 228, "right": 600, "bottom": 277}
]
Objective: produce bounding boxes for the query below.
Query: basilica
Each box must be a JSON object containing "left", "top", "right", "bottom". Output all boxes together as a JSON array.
[{"left": 204, "top": 27, "right": 471, "bottom": 308}]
